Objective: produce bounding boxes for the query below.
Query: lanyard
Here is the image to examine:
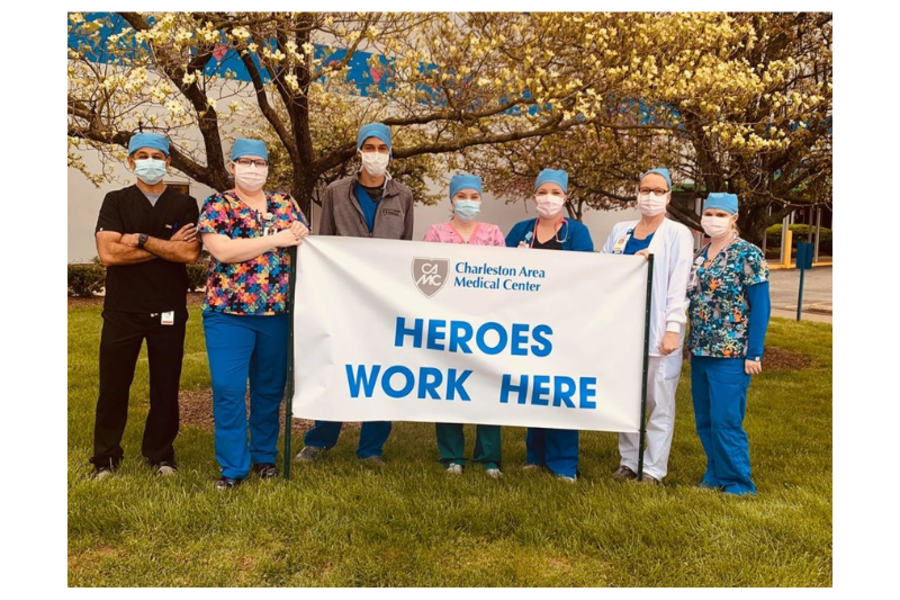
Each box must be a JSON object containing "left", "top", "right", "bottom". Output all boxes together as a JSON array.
[{"left": 611, "top": 228, "right": 635, "bottom": 255}]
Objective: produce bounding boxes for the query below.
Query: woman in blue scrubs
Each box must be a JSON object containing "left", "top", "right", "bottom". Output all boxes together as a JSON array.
[
  {"left": 688, "top": 193, "right": 771, "bottom": 495},
  {"left": 505, "top": 168, "right": 593, "bottom": 481},
  {"left": 198, "top": 139, "right": 310, "bottom": 490}
]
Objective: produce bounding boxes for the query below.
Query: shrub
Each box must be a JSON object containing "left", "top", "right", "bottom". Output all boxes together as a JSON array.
[
  {"left": 68, "top": 264, "right": 106, "bottom": 297},
  {"left": 765, "top": 224, "right": 832, "bottom": 255},
  {"left": 187, "top": 264, "right": 207, "bottom": 292}
]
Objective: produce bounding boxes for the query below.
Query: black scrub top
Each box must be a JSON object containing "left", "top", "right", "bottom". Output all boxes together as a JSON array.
[{"left": 95, "top": 185, "right": 200, "bottom": 313}]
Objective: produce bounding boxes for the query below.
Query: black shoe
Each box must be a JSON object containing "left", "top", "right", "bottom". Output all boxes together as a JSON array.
[
  {"left": 252, "top": 463, "right": 279, "bottom": 479},
  {"left": 215, "top": 476, "right": 243, "bottom": 490}
]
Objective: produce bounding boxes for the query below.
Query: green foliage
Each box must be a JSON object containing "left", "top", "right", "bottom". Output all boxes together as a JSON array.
[
  {"left": 68, "top": 264, "right": 106, "bottom": 297},
  {"left": 766, "top": 224, "right": 832, "bottom": 254},
  {"left": 68, "top": 307, "right": 832, "bottom": 586},
  {"left": 186, "top": 265, "right": 207, "bottom": 292}
]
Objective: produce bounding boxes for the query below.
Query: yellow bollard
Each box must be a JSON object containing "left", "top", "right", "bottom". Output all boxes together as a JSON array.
[{"left": 783, "top": 229, "right": 793, "bottom": 268}]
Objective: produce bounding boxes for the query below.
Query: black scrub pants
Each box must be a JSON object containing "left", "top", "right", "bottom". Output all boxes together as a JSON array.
[{"left": 90, "top": 309, "right": 186, "bottom": 469}]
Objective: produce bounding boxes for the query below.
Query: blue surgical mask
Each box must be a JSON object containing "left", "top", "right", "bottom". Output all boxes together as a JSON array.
[
  {"left": 134, "top": 158, "right": 168, "bottom": 185},
  {"left": 453, "top": 200, "right": 481, "bottom": 222}
]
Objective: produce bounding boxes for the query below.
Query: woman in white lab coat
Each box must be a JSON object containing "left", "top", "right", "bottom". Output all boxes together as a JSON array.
[{"left": 601, "top": 168, "right": 694, "bottom": 485}]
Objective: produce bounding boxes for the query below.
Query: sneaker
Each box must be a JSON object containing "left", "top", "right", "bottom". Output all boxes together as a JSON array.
[
  {"left": 215, "top": 476, "right": 243, "bottom": 490},
  {"left": 485, "top": 468, "right": 503, "bottom": 479},
  {"left": 252, "top": 463, "right": 279, "bottom": 479},
  {"left": 92, "top": 466, "right": 116, "bottom": 481},
  {"left": 445, "top": 463, "right": 463, "bottom": 475},
  {"left": 557, "top": 474, "right": 577, "bottom": 483},
  {"left": 522, "top": 463, "right": 542, "bottom": 471},
  {"left": 294, "top": 446, "right": 327, "bottom": 463},
  {"left": 640, "top": 474, "right": 660, "bottom": 485},
  {"left": 361, "top": 455, "right": 384, "bottom": 465},
  {"left": 612, "top": 465, "right": 638, "bottom": 481},
  {"left": 154, "top": 461, "right": 178, "bottom": 476}
]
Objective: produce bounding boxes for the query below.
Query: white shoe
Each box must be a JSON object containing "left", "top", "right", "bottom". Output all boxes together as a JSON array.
[
  {"left": 155, "top": 461, "right": 177, "bottom": 476},
  {"left": 485, "top": 468, "right": 503, "bottom": 479},
  {"left": 445, "top": 464, "right": 463, "bottom": 475},
  {"left": 557, "top": 474, "right": 577, "bottom": 483},
  {"left": 93, "top": 467, "right": 116, "bottom": 481}
]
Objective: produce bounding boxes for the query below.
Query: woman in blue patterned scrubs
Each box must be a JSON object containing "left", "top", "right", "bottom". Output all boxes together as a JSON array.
[{"left": 688, "top": 193, "right": 771, "bottom": 495}]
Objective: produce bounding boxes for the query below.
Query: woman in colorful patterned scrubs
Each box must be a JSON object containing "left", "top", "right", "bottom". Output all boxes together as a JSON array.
[
  {"left": 198, "top": 139, "right": 309, "bottom": 490},
  {"left": 505, "top": 169, "right": 594, "bottom": 482},
  {"left": 688, "top": 193, "right": 771, "bottom": 495},
  {"left": 423, "top": 173, "right": 505, "bottom": 478}
]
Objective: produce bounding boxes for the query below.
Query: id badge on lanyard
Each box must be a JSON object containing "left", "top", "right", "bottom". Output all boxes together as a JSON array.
[
  {"left": 612, "top": 229, "right": 634, "bottom": 255},
  {"left": 687, "top": 255, "right": 704, "bottom": 291}
]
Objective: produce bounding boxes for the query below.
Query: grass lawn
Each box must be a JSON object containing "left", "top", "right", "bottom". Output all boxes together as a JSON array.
[{"left": 68, "top": 304, "right": 832, "bottom": 587}]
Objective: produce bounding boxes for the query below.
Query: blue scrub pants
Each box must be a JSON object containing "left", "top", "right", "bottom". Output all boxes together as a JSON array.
[
  {"left": 303, "top": 420, "right": 392, "bottom": 459},
  {"left": 526, "top": 428, "right": 579, "bottom": 478},
  {"left": 690, "top": 356, "right": 756, "bottom": 495},
  {"left": 204, "top": 312, "right": 289, "bottom": 479}
]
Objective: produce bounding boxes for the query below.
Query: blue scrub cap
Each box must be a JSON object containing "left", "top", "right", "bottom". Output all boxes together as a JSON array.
[
  {"left": 231, "top": 139, "right": 268, "bottom": 161},
  {"left": 534, "top": 168, "right": 568, "bottom": 193},
  {"left": 704, "top": 193, "right": 739, "bottom": 215},
  {"left": 357, "top": 122, "right": 392, "bottom": 151},
  {"left": 128, "top": 133, "right": 169, "bottom": 157},
  {"left": 449, "top": 173, "right": 483, "bottom": 199},
  {"left": 641, "top": 168, "right": 672, "bottom": 190}
]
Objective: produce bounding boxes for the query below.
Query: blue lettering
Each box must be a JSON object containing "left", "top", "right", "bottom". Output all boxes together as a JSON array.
[
  {"left": 449, "top": 321, "right": 474, "bottom": 353},
  {"left": 510, "top": 323, "right": 529, "bottom": 356},
  {"left": 345, "top": 364, "right": 381, "bottom": 398},
  {"left": 426, "top": 319, "right": 447, "bottom": 351},
  {"left": 552, "top": 376, "right": 577, "bottom": 408},
  {"left": 394, "top": 317, "right": 424, "bottom": 348},
  {"left": 531, "top": 324, "right": 553, "bottom": 357},
  {"left": 381, "top": 365, "right": 415, "bottom": 398},
  {"left": 579, "top": 377, "right": 598, "bottom": 409},
  {"left": 446, "top": 368, "right": 473, "bottom": 401},
  {"left": 499, "top": 374, "right": 529, "bottom": 405},
  {"left": 531, "top": 375, "right": 550, "bottom": 406},
  {"left": 476, "top": 321, "right": 508, "bottom": 355},
  {"left": 417, "top": 367, "right": 444, "bottom": 399}
]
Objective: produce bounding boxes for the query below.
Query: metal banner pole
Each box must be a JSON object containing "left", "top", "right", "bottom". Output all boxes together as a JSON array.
[
  {"left": 282, "top": 245, "right": 299, "bottom": 480},
  {"left": 637, "top": 254, "right": 654, "bottom": 482}
]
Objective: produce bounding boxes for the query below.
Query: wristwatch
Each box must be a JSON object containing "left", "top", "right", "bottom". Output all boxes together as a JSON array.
[{"left": 137, "top": 233, "right": 149, "bottom": 249}]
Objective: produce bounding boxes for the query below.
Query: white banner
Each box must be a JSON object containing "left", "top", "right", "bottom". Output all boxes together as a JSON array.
[{"left": 292, "top": 237, "right": 650, "bottom": 432}]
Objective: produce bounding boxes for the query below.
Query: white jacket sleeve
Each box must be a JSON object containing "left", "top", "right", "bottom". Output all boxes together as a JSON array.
[{"left": 664, "top": 225, "right": 695, "bottom": 333}]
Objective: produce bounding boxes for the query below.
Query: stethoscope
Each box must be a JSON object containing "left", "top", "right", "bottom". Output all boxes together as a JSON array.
[{"left": 523, "top": 217, "right": 570, "bottom": 247}]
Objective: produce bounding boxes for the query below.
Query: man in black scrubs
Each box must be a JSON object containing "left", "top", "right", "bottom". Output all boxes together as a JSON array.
[{"left": 91, "top": 132, "right": 201, "bottom": 479}]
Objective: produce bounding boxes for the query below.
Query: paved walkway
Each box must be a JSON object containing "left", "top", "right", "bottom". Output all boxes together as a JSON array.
[{"left": 768, "top": 266, "right": 832, "bottom": 323}]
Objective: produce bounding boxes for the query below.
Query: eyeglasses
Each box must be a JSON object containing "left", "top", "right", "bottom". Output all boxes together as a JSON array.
[
  {"left": 638, "top": 187, "right": 669, "bottom": 195},
  {"left": 235, "top": 158, "right": 269, "bottom": 168}
]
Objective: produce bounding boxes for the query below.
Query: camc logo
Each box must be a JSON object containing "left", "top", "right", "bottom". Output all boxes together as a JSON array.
[{"left": 412, "top": 257, "right": 449, "bottom": 297}]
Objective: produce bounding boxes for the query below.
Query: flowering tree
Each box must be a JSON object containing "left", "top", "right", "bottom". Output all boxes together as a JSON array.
[
  {"left": 68, "top": 12, "right": 641, "bottom": 213},
  {"left": 464, "top": 12, "right": 833, "bottom": 241},
  {"left": 68, "top": 12, "right": 831, "bottom": 239}
]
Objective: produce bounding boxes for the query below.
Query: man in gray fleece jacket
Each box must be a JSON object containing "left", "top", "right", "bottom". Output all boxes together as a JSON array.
[{"left": 295, "top": 122, "right": 413, "bottom": 465}]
